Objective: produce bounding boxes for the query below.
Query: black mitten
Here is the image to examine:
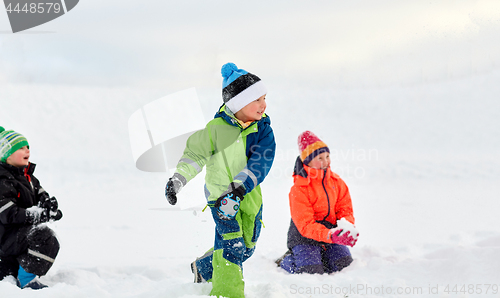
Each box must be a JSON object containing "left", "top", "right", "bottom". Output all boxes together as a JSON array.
[
  {"left": 40, "top": 196, "right": 58, "bottom": 212},
  {"left": 165, "top": 173, "right": 186, "bottom": 205},
  {"left": 50, "top": 210, "right": 63, "bottom": 221},
  {"left": 40, "top": 197, "right": 62, "bottom": 221}
]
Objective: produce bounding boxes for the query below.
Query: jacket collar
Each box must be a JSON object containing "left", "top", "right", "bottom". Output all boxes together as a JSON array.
[{"left": 0, "top": 162, "right": 35, "bottom": 177}]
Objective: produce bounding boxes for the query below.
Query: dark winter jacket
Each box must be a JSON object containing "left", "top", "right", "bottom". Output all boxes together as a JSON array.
[
  {"left": 0, "top": 162, "right": 48, "bottom": 256},
  {"left": 287, "top": 157, "right": 354, "bottom": 249}
]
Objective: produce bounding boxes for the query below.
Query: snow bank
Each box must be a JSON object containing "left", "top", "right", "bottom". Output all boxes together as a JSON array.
[{"left": 1, "top": 67, "right": 499, "bottom": 297}]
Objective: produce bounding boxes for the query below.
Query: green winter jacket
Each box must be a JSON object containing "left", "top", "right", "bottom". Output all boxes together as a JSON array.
[{"left": 175, "top": 105, "right": 275, "bottom": 224}]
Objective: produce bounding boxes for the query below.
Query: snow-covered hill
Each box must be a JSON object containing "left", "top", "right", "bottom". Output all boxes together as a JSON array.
[
  {"left": 1, "top": 64, "right": 499, "bottom": 297},
  {"left": 2, "top": 1, "right": 500, "bottom": 295}
]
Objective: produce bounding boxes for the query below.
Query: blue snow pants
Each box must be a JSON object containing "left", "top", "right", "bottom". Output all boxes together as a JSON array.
[
  {"left": 281, "top": 244, "right": 353, "bottom": 274},
  {"left": 194, "top": 206, "right": 262, "bottom": 298}
]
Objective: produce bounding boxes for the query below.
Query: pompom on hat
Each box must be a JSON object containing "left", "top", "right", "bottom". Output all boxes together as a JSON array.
[
  {"left": 0, "top": 126, "right": 29, "bottom": 162},
  {"left": 221, "top": 62, "right": 267, "bottom": 114},
  {"left": 298, "top": 131, "right": 329, "bottom": 165}
]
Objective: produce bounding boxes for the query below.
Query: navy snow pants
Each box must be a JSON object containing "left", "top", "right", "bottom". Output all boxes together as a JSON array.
[{"left": 281, "top": 243, "right": 353, "bottom": 274}]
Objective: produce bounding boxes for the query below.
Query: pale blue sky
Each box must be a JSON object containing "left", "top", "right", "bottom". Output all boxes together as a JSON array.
[{"left": 1, "top": 0, "right": 500, "bottom": 89}]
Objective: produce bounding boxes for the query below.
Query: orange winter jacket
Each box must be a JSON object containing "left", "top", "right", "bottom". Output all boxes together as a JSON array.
[{"left": 288, "top": 157, "right": 355, "bottom": 245}]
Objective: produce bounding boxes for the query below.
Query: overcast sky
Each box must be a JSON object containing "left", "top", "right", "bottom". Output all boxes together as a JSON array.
[{"left": 1, "top": 1, "right": 500, "bottom": 90}]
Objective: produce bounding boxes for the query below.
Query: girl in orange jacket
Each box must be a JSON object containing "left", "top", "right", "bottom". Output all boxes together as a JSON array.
[{"left": 278, "top": 131, "right": 359, "bottom": 274}]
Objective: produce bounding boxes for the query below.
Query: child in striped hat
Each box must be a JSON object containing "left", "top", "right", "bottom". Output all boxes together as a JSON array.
[
  {"left": 276, "top": 130, "right": 359, "bottom": 274},
  {"left": 0, "top": 127, "right": 63, "bottom": 289},
  {"left": 164, "top": 63, "right": 275, "bottom": 298}
]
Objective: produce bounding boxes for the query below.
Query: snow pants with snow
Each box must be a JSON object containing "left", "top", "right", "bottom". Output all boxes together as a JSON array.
[
  {"left": 280, "top": 243, "right": 352, "bottom": 274},
  {"left": 194, "top": 205, "right": 263, "bottom": 298},
  {"left": 0, "top": 225, "right": 59, "bottom": 280}
]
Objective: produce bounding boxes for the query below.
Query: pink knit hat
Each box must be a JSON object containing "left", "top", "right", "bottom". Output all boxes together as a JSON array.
[{"left": 297, "top": 131, "right": 329, "bottom": 165}]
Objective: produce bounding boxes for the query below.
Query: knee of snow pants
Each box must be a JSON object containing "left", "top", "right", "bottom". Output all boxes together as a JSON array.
[
  {"left": 291, "top": 245, "right": 325, "bottom": 274},
  {"left": 17, "top": 225, "right": 59, "bottom": 276},
  {"left": 280, "top": 253, "right": 296, "bottom": 274},
  {"left": 323, "top": 244, "right": 353, "bottom": 273},
  {"left": 208, "top": 206, "right": 262, "bottom": 298},
  {"left": 195, "top": 244, "right": 256, "bottom": 283}
]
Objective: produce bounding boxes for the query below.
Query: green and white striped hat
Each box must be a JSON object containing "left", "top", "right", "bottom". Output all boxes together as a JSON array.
[{"left": 0, "top": 126, "right": 29, "bottom": 162}]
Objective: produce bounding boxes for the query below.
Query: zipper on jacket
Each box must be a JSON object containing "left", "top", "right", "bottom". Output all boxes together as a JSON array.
[
  {"left": 321, "top": 169, "right": 331, "bottom": 221},
  {"left": 23, "top": 165, "right": 34, "bottom": 191}
]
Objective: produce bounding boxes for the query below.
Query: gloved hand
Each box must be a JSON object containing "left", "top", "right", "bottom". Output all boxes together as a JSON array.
[
  {"left": 39, "top": 196, "right": 57, "bottom": 214},
  {"left": 50, "top": 209, "right": 63, "bottom": 221},
  {"left": 165, "top": 173, "right": 186, "bottom": 205},
  {"left": 37, "top": 191, "right": 51, "bottom": 206},
  {"left": 214, "top": 182, "right": 245, "bottom": 220},
  {"left": 329, "top": 218, "right": 359, "bottom": 247},
  {"left": 26, "top": 203, "right": 63, "bottom": 225},
  {"left": 25, "top": 207, "right": 50, "bottom": 225},
  {"left": 39, "top": 196, "right": 63, "bottom": 221},
  {"left": 330, "top": 229, "right": 357, "bottom": 247}
]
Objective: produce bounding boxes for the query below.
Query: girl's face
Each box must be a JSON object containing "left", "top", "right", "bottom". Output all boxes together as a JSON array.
[
  {"left": 308, "top": 152, "right": 330, "bottom": 170},
  {"left": 6, "top": 146, "right": 30, "bottom": 167},
  {"left": 234, "top": 95, "right": 267, "bottom": 123}
]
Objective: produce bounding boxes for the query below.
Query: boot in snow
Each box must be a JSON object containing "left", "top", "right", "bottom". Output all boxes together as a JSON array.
[
  {"left": 275, "top": 249, "right": 292, "bottom": 267},
  {"left": 191, "top": 261, "right": 205, "bottom": 283}
]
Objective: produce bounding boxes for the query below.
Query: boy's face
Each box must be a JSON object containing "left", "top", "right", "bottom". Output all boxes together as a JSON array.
[
  {"left": 234, "top": 95, "right": 267, "bottom": 123},
  {"left": 308, "top": 152, "right": 330, "bottom": 170},
  {"left": 6, "top": 146, "right": 30, "bottom": 167}
]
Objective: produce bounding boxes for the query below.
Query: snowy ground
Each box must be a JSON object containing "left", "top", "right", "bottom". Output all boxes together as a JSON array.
[{"left": 1, "top": 65, "right": 499, "bottom": 297}]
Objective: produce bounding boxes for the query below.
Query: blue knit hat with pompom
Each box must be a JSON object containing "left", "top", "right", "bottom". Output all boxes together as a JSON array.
[{"left": 221, "top": 63, "right": 267, "bottom": 113}]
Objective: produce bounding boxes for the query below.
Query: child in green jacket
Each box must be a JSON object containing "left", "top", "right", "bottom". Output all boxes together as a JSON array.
[{"left": 165, "top": 63, "right": 276, "bottom": 298}]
